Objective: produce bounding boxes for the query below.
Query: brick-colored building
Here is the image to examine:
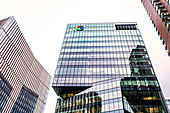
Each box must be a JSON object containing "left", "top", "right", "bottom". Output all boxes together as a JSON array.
[{"left": 141, "top": 0, "right": 170, "bottom": 56}]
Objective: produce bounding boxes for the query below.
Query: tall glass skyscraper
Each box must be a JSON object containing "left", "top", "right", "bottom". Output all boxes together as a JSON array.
[{"left": 52, "top": 22, "right": 168, "bottom": 113}]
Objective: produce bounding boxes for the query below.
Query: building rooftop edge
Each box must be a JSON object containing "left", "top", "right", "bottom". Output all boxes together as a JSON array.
[
  {"left": 67, "top": 22, "right": 138, "bottom": 25},
  {"left": 0, "top": 16, "right": 12, "bottom": 29}
]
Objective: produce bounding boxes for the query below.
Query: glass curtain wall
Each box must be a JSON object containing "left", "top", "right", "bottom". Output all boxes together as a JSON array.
[{"left": 52, "top": 22, "right": 168, "bottom": 113}]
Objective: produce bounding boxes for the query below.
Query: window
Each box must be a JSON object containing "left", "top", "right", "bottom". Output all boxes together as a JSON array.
[
  {"left": 165, "top": 20, "right": 170, "bottom": 32},
  {"left": 115, "top": 24, "right": 137, "bottom": 30},
  {"left": 0, "top": 73, "right": 13, "bottom": 112},
  {"left": 11, "top": 85, "right": 38, "bottom": 113}
]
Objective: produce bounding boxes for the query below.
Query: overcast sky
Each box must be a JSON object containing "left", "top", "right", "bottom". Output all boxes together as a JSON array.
[{"left": 1, "top": 0, "right": 170, "bottom": 113}]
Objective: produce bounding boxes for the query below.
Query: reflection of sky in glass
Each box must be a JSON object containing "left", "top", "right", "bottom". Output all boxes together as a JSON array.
[{"left": 53, "top": 23, "right": 167, "bottom": 112}]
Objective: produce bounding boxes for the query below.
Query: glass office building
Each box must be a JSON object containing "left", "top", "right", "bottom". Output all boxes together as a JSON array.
[
  {"left": 0, "top": 16, "right": 51, "bottom": 113},
  {"left": 52, "top": 22, "right": 168, "bottom": 112}
]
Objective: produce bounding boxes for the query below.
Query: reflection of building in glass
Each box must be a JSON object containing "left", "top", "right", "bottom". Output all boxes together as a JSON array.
[
  {"left": 129, "top": 45, "right": 154, "bottom": 76},
  {"left": 52, "top": 22, "right": 168, "bottom": 112},
  {"left": 0, "top": 16, "right": 51, "bottom": 113},
  {"left": 121, "top": 45, "right": 168, "bottom": 112},
  {"left": 140, "top": 0, "right": 170, "bottom": 56},
  {"left": 56, "top": 92, "right": 102, "bottom": 113}
]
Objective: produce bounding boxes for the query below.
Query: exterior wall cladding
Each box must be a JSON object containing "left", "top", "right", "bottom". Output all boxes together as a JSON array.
[
  {"left": 165, "top": 99, "right": 170, "bottom": 111},
  {"left": 140, "top": 0, "right": 170, "bottom": 56},
  {"left": 0, "top": 16, "right": 51, "bottom": 113},
  {"left": 52, "top": 22, "right": 169, "bottom": 113}
]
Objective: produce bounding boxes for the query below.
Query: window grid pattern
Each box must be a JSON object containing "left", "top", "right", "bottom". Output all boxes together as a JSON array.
[
  {"left": 11, "top": 85, "right": 39, "bottom": 113},
  {"left": 54, "top": 23, "right": 146, "bottom": 86},
  {"left": 52, "top": 23, "right": 167, "bottom": 113},
  {"left": 120, "top": 45, "right": 166, "bottom": 113},
  {"left": 0, "top": 16, "right": 51, "bottom": 113},
  {"left": 141, "top": 0, "right": 170, "bottom": 56},
  {"left": 56, "top": 92, "right": 102, "bottom": 113},
  {"left": 149, "top": 0, "right": 170, "bottom": 32},
  {"left": 0, "top": 73, "right": 13, "bottom": 112}
]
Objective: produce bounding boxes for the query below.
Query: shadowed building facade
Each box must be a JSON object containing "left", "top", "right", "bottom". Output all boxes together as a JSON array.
[
  {"left": 52, "top": 22, "right": 168, "bottom": 112},
  {"left": 0, "top": 16, "right": 51, "bottom": 113},
  {"left": 140, "top": 0, "right": 170, "bottom": 56}
]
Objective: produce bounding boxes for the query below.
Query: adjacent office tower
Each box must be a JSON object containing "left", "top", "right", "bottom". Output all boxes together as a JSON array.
[
  {"left": 0, "top": 16, "right": 51, "bottom": 113},
  {"left": 52, "top": 22, "right": 169, "bottom": 112},
  {"left": 140, "top": 0, "right": 170, "bottom": 56}
]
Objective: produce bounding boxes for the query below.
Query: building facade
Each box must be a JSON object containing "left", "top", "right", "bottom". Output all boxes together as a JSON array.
[
  {"left": 52, "top": 22, "right": 168, "bottom": 112},
  {"left": 165, "top": 99, "right": 170, "bottom": 111},
  {"left": 0, "top": 16, "right": 51, "bottom": 113},
  {"left": 140, "top": 0, "right": 170, "bottom": 56}
]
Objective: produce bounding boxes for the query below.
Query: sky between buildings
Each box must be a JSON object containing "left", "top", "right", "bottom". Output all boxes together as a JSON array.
[{"left": 0, "top": 0, "right": 170, "bottom": 113}]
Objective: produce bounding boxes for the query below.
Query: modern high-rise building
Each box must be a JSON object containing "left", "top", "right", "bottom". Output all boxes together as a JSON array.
[
  {"left": 0, "top": 16, "right": 51, "bottom": 113},
  {"left": 140, "top": 0, "right": 170, "bottom": 56},
  {"left": 52, "top": 22, "right": 169, "bottom": 112}
]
